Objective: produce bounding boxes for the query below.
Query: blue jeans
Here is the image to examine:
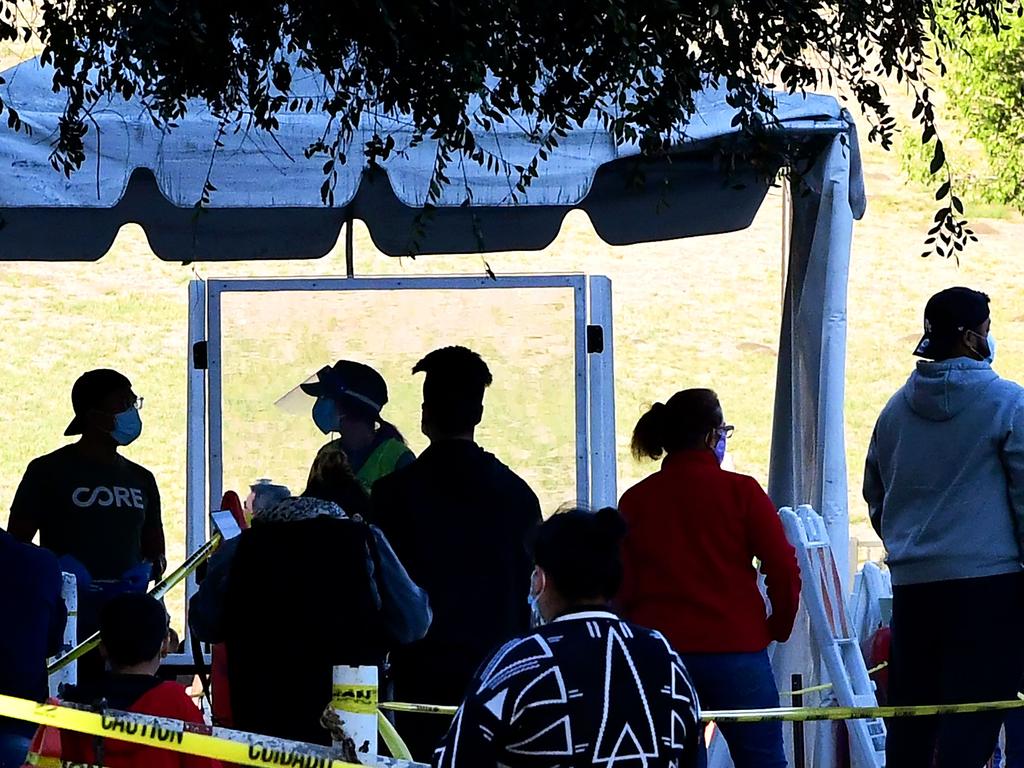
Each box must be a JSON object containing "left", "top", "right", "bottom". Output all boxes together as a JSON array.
[{"left": 682, "top": 650, "right": 787, "bottom": 768}]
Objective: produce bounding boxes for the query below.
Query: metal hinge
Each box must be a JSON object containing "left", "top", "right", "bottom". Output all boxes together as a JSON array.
[
  {"left": 587, "top": 325, "right": 604, "bottom": 354},
  {"left": 192, "top": 341, "right": 208, "bottom": 370}
]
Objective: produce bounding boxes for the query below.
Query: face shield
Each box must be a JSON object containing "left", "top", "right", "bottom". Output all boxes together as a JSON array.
[{"left": 273, "top": 366, "right": 331, "bottom": 415}]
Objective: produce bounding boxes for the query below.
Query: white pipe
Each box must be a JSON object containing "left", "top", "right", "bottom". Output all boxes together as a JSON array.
[
  {"left": 49, "top": 572, "right": 78, "bottom": 697},
  {"left": 331, "top": 665, "right": 379, "bottom": 760}
]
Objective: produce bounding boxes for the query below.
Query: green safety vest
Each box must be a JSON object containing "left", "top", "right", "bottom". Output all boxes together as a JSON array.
[{"left": 355, "top": 438, "right": 414, "bottom": 490}]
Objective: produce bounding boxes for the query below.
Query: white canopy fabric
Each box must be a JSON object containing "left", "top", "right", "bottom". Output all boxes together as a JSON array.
[
  {"left": 0, "top": 52, "right": 866, "bottom": 578},
  {"left": 0, "top": 57, "right": 861, "bottom": 258}
]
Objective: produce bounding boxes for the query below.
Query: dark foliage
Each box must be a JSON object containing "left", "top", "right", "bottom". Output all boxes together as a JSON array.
[{"left": 1, "top": 0, "right": 1020, "bottom": 255}]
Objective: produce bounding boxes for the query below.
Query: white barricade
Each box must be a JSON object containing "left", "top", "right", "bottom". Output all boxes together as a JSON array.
[
  {"left": 48, "top": 572, "right": 77, "bottom": 697},
  {"left": 850, "top": 561, "right": 892, "bottom": 653},
  {"left": 708, "top": 506, "right": 887, "bottom": 768},
  {"left": 779, "top": 505, "right": 885, "bottom": 768},
  {"left": 332, "top": 665, "right": 379, "bottom": 760}
]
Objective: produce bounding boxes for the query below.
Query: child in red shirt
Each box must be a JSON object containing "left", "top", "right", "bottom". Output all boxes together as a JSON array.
[{"left": 26, "top": 593, "right": 218, "bottom": 768}]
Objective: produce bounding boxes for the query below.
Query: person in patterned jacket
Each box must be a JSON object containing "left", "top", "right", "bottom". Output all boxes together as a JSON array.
[{"left": 433, "top": 506, "right": 702, "bottom": 768}]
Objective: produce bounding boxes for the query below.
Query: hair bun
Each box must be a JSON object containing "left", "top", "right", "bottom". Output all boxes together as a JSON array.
[{"left": 594, "top": 506, "right": 627, "bottom": 543}]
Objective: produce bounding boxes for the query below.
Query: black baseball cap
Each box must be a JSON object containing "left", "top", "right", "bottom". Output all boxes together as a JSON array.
[
  {"left": 65, "top": 369, "right": 132, "bottom": 436},
  {"left": 913, "top": 287, "right": 990, "bottom": 359},
  {"left": 300, "top": 360, "right": 388, "bottom": 414}
]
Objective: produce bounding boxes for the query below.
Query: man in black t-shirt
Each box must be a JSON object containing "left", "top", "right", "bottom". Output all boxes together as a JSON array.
[{"left": 8, "top": 369, "right": 165, "bottom": 586}]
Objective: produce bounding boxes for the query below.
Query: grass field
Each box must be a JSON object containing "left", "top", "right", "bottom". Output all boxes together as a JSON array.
[{"left": 3, "top": 53, "right": 1024, "bottom": 629}]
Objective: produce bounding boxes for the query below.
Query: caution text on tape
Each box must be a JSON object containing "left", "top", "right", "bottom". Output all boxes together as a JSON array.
[
  {"left": 332, "top": 685, "right": 378, "bottom": 715},
  {"left": 0, "top": 693, "right": 416, "bottom": 768}
]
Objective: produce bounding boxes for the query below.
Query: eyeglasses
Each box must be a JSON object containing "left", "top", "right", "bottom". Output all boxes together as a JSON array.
[
  {"left": 132, "top": 396, "right": 144, "bottom": 412},
  {"left": 718, "top": 425, "right": 735, "bottom": 438}
]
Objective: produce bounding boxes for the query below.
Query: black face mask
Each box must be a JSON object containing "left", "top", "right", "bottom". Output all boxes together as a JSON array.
[{"left": 965, "top": 330, "right": 992, "bottom": 361}]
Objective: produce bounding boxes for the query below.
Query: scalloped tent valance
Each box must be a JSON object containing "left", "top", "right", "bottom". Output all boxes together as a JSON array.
[{"left": 0, "top": 57, "right": 863, "bottom": 260}]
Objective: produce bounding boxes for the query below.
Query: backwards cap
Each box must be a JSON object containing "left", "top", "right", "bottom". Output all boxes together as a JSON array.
[
  {"left": 913, "top": 287, "right": 990, "bottom": 359},
  {"left": 65, "top": 369, "right": 132, "bottom": 436}
]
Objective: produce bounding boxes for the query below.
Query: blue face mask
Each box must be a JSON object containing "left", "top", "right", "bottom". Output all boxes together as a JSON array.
[
  {"left": 714, "top": 433, "right": 727, "bottom": 464},
  {"left": 312, "top": 397, "right": 341, "bottom": 435},
  {"left": 111, "top": 407, "right": 142, "bottom": 446},
  {"left": 527, "top": 569, "right": 546, "bottom": 628},
  {"left": 986, "top": 332, "right": 996, "bottom": 365},
  {"left": 528, "top": 592, "right": 546, "bottom": 628}
]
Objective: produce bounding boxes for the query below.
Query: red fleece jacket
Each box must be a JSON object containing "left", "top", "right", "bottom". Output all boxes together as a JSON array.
[
  {"left": 60, "top": 682, "right": 218, "bottom": 768},
  {"left": 617, "top": 451, "right": 801, "bottom": 654}
]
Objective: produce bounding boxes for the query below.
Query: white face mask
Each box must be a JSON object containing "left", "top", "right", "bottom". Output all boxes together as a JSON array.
[{"left": 986, "top": 332, "right": 996, "bottom": 365}]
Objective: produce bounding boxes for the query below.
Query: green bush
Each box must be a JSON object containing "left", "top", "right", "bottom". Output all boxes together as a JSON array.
[{"left": 902, "top": 14, "right": 1024, "bottom": 212}]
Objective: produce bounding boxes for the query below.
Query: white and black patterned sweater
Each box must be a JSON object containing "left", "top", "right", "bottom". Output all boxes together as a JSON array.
[{"left": 433, "top": 610, "right": 702, "bottom": 768}]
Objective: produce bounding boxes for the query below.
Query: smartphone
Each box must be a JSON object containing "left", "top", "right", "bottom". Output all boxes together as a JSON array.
[{"left": 211, "top": 510, "right": 243, "bottom": 540}]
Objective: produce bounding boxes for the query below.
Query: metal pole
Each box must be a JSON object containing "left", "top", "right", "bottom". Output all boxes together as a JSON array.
[
  {"left": 345, "top": 214, "right": 355, "bottom": 278},
  {"left": 781, "top": 178, "right": 791, "bottom": 310},
  {"left": 792, "top": 674, "right": 806, "bottom": 768}
]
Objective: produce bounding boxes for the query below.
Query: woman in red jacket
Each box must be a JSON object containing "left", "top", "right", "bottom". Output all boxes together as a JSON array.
[{"left": 617, "top": 388, "right": 800, "bottom": 768}]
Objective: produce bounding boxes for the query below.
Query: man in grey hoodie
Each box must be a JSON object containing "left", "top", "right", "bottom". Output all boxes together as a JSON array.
[{"left": 865, "top": 286, "right": 1024, "bottom": 768}]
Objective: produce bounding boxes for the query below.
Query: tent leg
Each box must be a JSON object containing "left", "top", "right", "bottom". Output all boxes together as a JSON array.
[
  {"left": 345, "top": 215, "right": 355, "bottom": 278},
  {"left": 781, "top": 180, "right": 791, "bottom": 309}
]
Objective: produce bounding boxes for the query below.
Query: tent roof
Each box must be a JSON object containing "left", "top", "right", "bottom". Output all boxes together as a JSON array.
[{"left": 0, "top": 57, "right": 863, "bottom": 260}]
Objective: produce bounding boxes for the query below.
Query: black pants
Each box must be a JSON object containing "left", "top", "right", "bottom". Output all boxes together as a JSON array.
[
  {"left": 392, "top": 647, "right": 483, "bottom": 762},
  {"left": 887, "top": 572, "right": 1024, "bottom": 768}
]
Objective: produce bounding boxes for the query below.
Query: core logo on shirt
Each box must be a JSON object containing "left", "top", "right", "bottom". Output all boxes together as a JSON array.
[{"left": 71, "top": 486, "right": 145, "bottom": 510}]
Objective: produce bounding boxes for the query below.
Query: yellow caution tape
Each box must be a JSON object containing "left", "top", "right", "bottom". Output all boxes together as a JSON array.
[
  {"left": 379, "top": 702, "right": 458, "bottom": 716},
  {"left": 48, "top": 535, "right": 222, "bottom": 674},
  {"left": 379, "top": 693, "right": 1024, "bottom": 723},
  {"left": 332, "top": 685, "right": 378, "bottom": 715},
  {"left": 707, "top": 698, "right": 1024, "bottom": 722},
  {"left": 27, "top": 753, "right": 111, "bottom": 768},
  {"left": 6, "top": 686, "right": 1024, "bottom": 768},
  {"left": 781, "top": 662, "right": 889, "bottom": 698},
  {"left": 376, "top": 712, "right": 413, "bottom": 762},
  {"left": 0, "top": 692, "right": 417, "bottom": 768}
]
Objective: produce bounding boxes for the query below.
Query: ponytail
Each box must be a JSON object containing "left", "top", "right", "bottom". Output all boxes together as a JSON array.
[
  {"left": 376, "top": 418, "right": 407, "bottom": 446},
  {"left": 594, "top": 506, "right": 627, "bottom": 546},
  {"left": 631, "top": 389, "right": 723, "bottom": 461},
  {"left": 631, "top": 402, "right": 670, "bottom": 461}
]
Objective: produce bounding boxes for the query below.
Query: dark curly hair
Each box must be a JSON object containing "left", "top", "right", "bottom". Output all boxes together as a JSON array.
[
  {"left": 532, "top": 506, "right": 627, "bottom": 603},
  {"left": 302, "top": 441, "right": 371, "bottom": 518}
]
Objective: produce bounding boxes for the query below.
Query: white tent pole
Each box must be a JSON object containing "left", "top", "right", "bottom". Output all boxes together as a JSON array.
[{"left": 768, "top": 131, "right": 856, "bottom": 591}]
